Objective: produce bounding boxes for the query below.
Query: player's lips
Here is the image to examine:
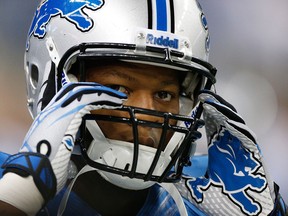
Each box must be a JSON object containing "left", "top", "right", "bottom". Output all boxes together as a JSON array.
[{"left": 127, "top": 136, "right": 158, "bottom": 148}]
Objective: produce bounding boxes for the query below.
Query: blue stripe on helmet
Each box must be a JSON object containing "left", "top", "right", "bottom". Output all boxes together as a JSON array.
[{"left": 156, "top": 0, "right": 167, "bottom": 31}]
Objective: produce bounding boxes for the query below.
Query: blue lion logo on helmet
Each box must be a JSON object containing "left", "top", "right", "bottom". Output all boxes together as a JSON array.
[
  {"left": 26, "top": 0, "right": 105, "bottom": 49},
  {"left": 185, "top": 129, "right": 267, "bottom": 215}
]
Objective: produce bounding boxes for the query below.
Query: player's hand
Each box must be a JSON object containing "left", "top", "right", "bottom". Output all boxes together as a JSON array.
[
  {"left": 4, "top": 82, "right": 126, "bottom": 201},
  {"left": 22, "top": 82, "right": 126, "bottom": 189},
  {"left": 184, "top": 90, "right": 275, "bottom": 216}
]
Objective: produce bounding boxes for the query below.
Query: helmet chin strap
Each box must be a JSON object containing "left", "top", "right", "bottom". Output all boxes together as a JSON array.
[
  {"left": 160, "top": 182, "right": 189, "bottom": 216},
  {"left": 57, "top": 164, "right": 95, "bottom": 216},
  {"left": 84, "top": 120, "right": 163, "bottom": 190}
]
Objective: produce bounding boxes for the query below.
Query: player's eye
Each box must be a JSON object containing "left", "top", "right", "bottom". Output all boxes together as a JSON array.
[{"left": 155, "top": 91, "right": 173, "bottom": 102}]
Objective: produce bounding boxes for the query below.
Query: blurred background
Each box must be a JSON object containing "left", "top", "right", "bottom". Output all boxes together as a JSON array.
[{"left": 0, "top": 0, "right": 287, "bottom": 202}]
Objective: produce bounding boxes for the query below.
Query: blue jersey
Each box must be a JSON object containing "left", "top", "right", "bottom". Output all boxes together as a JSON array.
[
  {"left": 36, "top": 155, "right": 208, "bottom": 215},
  {"left": 0, "top": 152, "right": 10, "bottom": 177},
  {"left": 37, "top": 183, "right": 206, "bottom": 216},
  {"left": 0, "top": 151, "right": 207, "bottom": 215},
  {"left": 1, "top": 152, "right": 286, "bottom": 215}
]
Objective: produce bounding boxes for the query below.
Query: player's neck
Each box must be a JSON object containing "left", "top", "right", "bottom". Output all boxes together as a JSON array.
[{"left": 73, "top": 170, "right": 149, "bottom": 215}]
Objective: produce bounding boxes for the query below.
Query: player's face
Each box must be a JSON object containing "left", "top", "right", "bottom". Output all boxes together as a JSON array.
[{"left": 86, "top": 61, "right": 180, "bottom": 149}]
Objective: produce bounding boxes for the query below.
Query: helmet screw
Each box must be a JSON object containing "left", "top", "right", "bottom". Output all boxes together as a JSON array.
[
  {"left": 49, "top": 44, "right": 54, "bottom": 51},
  {"left": 27, "top": 98, "right": 34, "bottom": 107},
  {"left": 137, "top": 32, "right": 145, "bottom": 40},
  {"left": 184, "top": 41, "right": 190, "bottom": 48}
]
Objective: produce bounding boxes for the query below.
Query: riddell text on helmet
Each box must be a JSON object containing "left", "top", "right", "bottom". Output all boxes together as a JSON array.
[{"left": 146, "top": 34, "right": 179, "bottom": 49}]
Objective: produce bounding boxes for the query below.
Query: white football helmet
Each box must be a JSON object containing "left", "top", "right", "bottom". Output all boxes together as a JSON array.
[{"left": 25, "top": 0, "right": 216, "bottom": 190}]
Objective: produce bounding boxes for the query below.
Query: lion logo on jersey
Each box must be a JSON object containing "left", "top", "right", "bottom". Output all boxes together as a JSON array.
[
  {"left": 26, "top": 0, "right": 104, "bottom": 49},
  {"left": 186, "top": 129, "right": 267, "bottom": 215}
]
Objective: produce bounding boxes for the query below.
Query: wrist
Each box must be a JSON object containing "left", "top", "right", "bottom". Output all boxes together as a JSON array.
[{"left": 0, "top": 173, "right": 44, "bottom": 215}]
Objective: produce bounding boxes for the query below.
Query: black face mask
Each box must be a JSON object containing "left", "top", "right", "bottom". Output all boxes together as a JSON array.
[{"left": 55, "top": 42, "right": 216, "bottom": 183}]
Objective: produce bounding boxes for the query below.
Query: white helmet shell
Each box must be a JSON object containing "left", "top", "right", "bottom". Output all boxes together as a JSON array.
[{"left": 25, "top": 0, "right": 210, "bottom": 117}]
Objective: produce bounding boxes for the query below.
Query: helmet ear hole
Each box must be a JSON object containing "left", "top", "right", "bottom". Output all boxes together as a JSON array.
[{"left": 29, "top": 64, "right": 39, "bottom": 90}]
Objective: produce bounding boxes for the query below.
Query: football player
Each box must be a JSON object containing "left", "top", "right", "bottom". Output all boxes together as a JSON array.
[{"left": 0, "top": 0, "right": 286, "bottom": 215}]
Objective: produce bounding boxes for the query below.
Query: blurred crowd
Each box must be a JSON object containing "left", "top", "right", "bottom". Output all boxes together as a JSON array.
[{"left": 0, "top": 0, "right": 287, "bottom": 201}]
